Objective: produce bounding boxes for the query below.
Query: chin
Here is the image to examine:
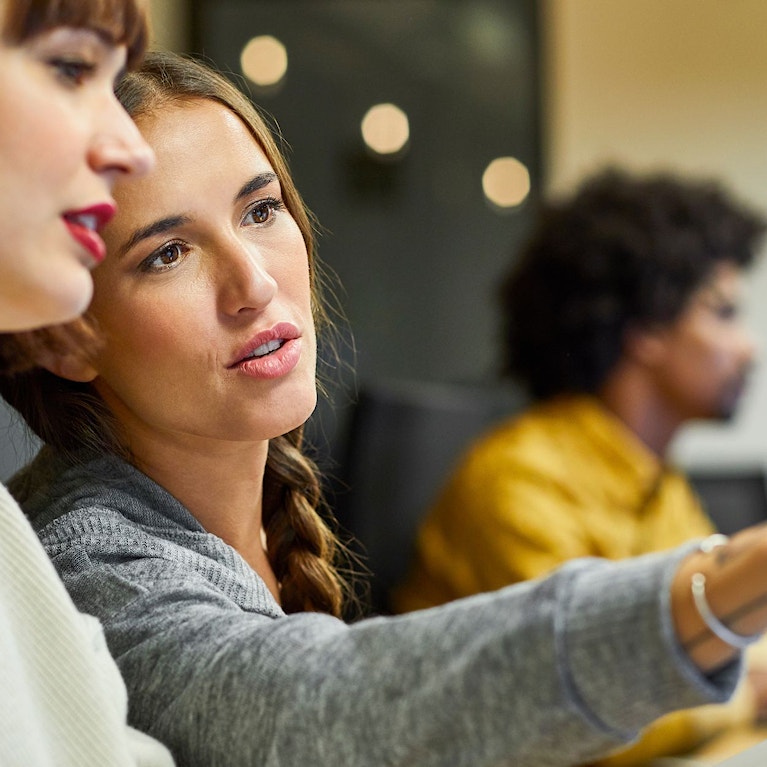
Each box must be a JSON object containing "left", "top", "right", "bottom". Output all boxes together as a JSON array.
[
  {"left": 717, "top": 405, "right": 740, "bottom": 423},
  {"left": 718, "top": 385, "right": 749, "bottom": 422},
  {"left": 3, "top": 271, "right": 92, "bottom": 331},
  {"left": 705, "top": 399, "right": 740, "bottom": 423},
  {"left": 267, "top": 388, "right": 317, "bottom": 438},
  {"left": 46, "top": 270, "right": 93, "bottom": 326}
]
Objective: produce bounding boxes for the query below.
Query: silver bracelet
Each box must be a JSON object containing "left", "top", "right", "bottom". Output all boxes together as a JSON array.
[{"left": 691, "top": 534, "right": 763, "bottom": 649}]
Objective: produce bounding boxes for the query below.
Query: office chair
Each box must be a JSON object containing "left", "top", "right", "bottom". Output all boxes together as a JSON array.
[{"left": 337, "top": 378, "right": 524, "bottom": 614}]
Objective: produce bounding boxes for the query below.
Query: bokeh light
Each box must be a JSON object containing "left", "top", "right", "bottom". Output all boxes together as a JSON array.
[
  {"left": 482, "top": 156, "right": 530, "bottom": 210},
  {"left": 241, "top": 35, "right": 288, "bottom": 88},
  {"left": 361, "top": 103, "right": 410, "bottom": 158}
]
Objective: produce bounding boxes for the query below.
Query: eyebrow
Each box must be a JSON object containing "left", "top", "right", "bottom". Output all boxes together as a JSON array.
[
  {"left": 88, "top": 27, "right": 118, "bottom": 46},
  {"left": 117, "top": 173, "right": 278, "bottom": 257},
  {"left": 118, "top": 215, "right": 191, "bottom": 257},
  {"left": 235, "top": 172, "right": 279, "bottom": 204}
]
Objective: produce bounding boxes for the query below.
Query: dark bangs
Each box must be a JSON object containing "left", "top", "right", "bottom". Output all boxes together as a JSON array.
[{"left": 4, "top": 0, "right": 149, "bottom": 69}]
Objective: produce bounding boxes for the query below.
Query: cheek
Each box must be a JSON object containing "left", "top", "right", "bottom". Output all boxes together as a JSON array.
[
  {"left": 92, "top": 292, "right": 200, "bottom": 379},
  {"left": 278, "top": 223, "right": 312, "bottom": 283},
  {"left": 676, "top": 321, "right": 729, "bottom": 367},
  {"left": 275, "top": 253, "right": 314, "bottom": 317},
  {"left": 697, "top": 334, "right": 740, "bottom": 374},
  {"left": 16, "top": 106, "right": 67, "bottom": 170}
]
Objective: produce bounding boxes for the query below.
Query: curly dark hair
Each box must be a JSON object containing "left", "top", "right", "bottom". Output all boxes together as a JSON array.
[{"left": 500, "top": 168, "right": 766, "bottom": 399}]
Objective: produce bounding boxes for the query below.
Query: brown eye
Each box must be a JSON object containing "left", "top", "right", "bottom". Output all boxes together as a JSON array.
[
  {"left": 139, "top": 242, "right": 187, "bottom": 273},
  {"left": 251, "top": 204, "right": 271, "bottom": 224},
  {"left": 243, "top": 197, "right": 284, "bottom": 227}
]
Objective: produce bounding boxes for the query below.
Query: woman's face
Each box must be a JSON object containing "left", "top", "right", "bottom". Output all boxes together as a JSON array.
[
  {"left": 90, "top": 99, "right": 317, "bottom": 451},
  {"left": 0, "top": 24, "right": 153, "bottom": 331}
]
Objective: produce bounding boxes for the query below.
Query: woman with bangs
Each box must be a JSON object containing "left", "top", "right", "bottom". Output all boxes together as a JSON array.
[
  {"left": 6, "top": 48, "right": 767, "bottom": 767},
  {"left": 0, "top": 0, "right": 173, "bottom": 764},
  {"left": 4, "top": 0, "right": 149, "bottom": 72}
]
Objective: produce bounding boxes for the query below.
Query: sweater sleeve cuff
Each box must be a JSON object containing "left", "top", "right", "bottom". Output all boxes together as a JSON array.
[{"left": 557, "top": 543, "right": 744, "bottom": 738}]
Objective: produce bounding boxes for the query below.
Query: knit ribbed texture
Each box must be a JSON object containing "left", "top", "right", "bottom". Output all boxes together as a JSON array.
[
  {"left": 11, "top": 450, "right": 746, "bottom": 767},
  {"left": 0, "top": 483, "right": 173, "bottom": 766}
]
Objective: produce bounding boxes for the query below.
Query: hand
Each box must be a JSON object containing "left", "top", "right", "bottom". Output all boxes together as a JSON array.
[{"left": 671, "top": 523, "right": 767, "bottom": 673}]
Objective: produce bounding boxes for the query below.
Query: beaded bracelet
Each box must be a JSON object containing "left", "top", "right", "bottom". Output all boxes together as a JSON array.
[{"left": 690, "top": 534, "right": 763, "bottom": 650}]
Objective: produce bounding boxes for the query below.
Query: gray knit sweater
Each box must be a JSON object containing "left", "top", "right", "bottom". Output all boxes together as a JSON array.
[{"left": 11, "top": 448, "right": 741, "bottom": 767}]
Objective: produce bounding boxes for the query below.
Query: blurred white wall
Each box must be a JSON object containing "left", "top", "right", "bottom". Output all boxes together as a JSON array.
[{"left": 542, "top": 0, "right": 767, "bottom": 469}]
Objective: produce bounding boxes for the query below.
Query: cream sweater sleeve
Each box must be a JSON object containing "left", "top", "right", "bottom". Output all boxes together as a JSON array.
[{"left": 0, "top": 483, "right": 174, "bottom": 767}]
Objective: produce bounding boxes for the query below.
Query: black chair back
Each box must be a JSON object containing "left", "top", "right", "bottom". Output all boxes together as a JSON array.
[
  {"left": 337, "top": 378, "right": 524, "bottom": 614},
  {"left": 689, "top": 468, "right": 767, "bottom": 536}
]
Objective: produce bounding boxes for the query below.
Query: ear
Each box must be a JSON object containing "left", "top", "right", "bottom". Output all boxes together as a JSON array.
[
  {"left": 623, "top": 324, "right": 669, "bottom": 368},
  {"left": 36, "top": 349, "right": 98, "bottom": 383}
]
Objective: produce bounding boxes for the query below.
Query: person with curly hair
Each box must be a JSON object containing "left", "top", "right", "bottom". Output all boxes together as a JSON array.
[
  {"left": 6, "top": 54, "right": 767, "bottom": 766},
  {"left": 395, "top": 169, "right": 767, "bottom": 763}
]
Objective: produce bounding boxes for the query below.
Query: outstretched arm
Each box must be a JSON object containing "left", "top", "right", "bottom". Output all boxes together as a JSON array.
[{"left": 68, "top": 545, "right": 741, "bottom": 767}]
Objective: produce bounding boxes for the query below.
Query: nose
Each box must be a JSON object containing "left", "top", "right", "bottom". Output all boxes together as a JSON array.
[
  {"left": 87, "top": 96, "right": 155, "bottom": 180},
  {"left": 217, "top": 235, "right": 278, "bottom": 317}
]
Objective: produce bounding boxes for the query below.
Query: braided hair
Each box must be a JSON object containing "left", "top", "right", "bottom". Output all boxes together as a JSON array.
[{"left": 0, "top": 50, "right": 347, "bottom": 617}]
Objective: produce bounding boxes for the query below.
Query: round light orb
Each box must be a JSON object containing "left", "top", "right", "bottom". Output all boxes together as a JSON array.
[
  {"left": 241, "top": 35, "right": 288, "bottom": 87},
  {"left": 482, "top": 156, "right": 531, "bottom": 209},
  {"left": 361, "top": 103, "right": 410, "bottom": 157}
]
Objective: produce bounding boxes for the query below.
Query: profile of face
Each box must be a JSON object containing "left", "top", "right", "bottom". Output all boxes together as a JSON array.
[
  {"left": 0, "top": 21, "right": 153, "bottom": 331},
  {"left": 639, "top": 262, "right": 757, "bottom": 422},
  {"left": 66, "top": 99, "right": 317, "bottom": 452}
]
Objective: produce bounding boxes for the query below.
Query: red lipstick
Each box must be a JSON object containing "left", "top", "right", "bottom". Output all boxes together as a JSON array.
[{"left": 63, "top": 202, "right": 117, "bottom": 265}]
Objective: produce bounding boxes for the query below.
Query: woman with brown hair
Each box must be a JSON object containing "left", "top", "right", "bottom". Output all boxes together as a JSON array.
[
  {"left": 5, "top": 49, "right": 767, "bottom": 766},
  {"left": 0, "top": 1, "right": 174, "bottom": 764}
]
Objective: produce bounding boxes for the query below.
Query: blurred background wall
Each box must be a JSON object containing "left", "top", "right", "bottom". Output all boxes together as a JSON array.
[
  {"left": 184, "top": 1, "right": 543, "bottom": 479},
  {"left": 3, "top": 0, "right": 767, "bottom": 479}
]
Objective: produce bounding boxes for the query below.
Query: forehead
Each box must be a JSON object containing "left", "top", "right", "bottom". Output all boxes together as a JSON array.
[
  {"left": 697, "top": 261, "right": 743, "bottom": 298},
  {"left": 114, "top": 100, "right": 274, "bottom": 213},
  {"left": 137, "top": 99, "right": 268, "bottom": 172}
]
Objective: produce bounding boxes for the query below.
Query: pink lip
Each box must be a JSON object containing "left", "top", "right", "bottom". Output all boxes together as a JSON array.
[
  {"left": 62, "top": 201, "right": 117, "bottom": 265},
  {"left": 228, "top": 322, "right": 302, "bottom": 380}
]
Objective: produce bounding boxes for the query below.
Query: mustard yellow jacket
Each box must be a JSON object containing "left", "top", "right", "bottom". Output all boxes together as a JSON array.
[{"left": 394, "top": 395, "right": 755, "bottom": 765}]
